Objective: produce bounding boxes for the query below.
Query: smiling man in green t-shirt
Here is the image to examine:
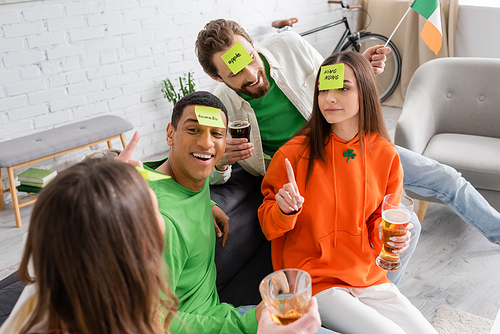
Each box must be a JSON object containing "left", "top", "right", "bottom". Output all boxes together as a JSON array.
[{"left": 144, "top": 91, "right": 262, "bottom": 334}]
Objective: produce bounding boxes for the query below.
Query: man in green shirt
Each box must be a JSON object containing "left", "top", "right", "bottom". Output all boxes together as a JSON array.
[{"left": 144, "top": 91, "right": 261, "bottom": 333}]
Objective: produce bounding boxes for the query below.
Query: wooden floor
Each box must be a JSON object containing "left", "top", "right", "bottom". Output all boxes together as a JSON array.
[
  {"left": 0, "top": 203, "right": 32, "bottom": 281},
  {"left": 1, "top": 106, "right": 499, "bottom": 324},
  {"left": 398, "top": 202, "right": 500, "bottom": 322}
]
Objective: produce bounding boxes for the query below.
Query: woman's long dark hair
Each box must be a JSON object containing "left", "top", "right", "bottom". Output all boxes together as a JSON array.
[
  {"left": 19, "top": 158, "right": 177, "bottom": 334},
  {"left": 299, "top": 51, "right": 390, "bottom": 183}
]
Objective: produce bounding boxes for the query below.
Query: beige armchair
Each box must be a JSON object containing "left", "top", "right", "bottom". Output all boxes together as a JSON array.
[{"left": 394, "top": 57, "right": 500, "bottom": 221}]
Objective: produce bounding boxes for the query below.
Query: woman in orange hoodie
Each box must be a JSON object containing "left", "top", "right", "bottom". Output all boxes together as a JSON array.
[{"left": 258, "top": 51, "right": 437, "bottom": 334}]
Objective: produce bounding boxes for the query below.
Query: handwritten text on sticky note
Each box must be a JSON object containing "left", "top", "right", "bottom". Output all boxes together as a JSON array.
[
  {"left": 195, "top": 106, "right": 225, "bottom": 128},
  {"left": 221, "top": 42, "right": 253, "bottom": 75},
  {"left": 319, "top": 63, "right": 345, "bottom": 91}
]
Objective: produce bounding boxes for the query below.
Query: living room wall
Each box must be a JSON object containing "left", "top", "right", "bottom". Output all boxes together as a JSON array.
[
  {"left": 1, "top": 0, "right": 499, "bottom": 205},
  {"left": 0, "top": 0, "right": 354, "bottom": 203},
  {"left": 455, "top": 4, "right": 500, "bottom": 57}
]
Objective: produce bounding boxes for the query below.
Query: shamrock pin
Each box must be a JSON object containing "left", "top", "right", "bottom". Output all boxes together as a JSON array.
[{"left": 343, "top": 149, "right": 356, "bottom": 162}]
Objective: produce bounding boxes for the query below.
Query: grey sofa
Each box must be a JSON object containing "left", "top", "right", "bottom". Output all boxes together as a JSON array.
[{"left": 394, "top": 57, "right": 500, "bottom": 219}]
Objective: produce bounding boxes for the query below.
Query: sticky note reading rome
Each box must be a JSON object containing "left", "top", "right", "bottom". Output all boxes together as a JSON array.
[
  {"left": 195, "top": 106, "right": 225, "bottom": 128},
  {"left": 221, "top": 42, "right": 253, "bottom": 75},
  {"left": 318, "top": 63, "right": 345, "bottom": 91}
]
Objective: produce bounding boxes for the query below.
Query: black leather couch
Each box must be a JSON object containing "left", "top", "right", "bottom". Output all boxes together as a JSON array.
[
  {"left": 212, "top": 163, "right": 273, "bottom": 306},
  {"left": 0, "top": 271, "right": 23, "bottom": 326}
]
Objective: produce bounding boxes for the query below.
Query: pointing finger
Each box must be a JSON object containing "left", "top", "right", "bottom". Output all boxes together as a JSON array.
[
  {"left": 285, "top": 158, "right": 299, "bottom": 192},
  {"left": 118, "top": 131, "right": 140, "bottom": 162}
]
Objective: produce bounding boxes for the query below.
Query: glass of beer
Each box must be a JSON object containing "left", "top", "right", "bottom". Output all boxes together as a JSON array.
[
  {"left": 376, "top": 194, "right": 414, "bottom": 271},
  {"left": 228, "top": 111, "right": 251, "bottom": 142},
  {"left": 259, "top": 268, "right": 311, "bottom": 325}
]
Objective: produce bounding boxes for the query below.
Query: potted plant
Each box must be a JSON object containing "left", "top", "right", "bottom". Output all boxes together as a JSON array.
[{"left": 161, "top": 72, "right": 196, "bottom": 104}]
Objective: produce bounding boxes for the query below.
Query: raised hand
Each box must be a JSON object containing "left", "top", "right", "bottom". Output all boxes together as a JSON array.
[
  {"left": 362, "top": 45, "right": 392, "bottom": 76},
  {"left": 275, "top": 158, "right": 304, "bottom": 215},
  {"left": 116, "top": 131, "right": 143, "bottom": 168}
]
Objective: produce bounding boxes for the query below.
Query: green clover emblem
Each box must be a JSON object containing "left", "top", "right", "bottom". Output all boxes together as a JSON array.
[{"left": 343, "top": 149, "right": 356, "bottom": 162}]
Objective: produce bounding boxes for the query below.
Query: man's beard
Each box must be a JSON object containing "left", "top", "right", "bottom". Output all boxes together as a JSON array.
[{"left": 232, "top": 68, "right": 270, "bottom": 99}]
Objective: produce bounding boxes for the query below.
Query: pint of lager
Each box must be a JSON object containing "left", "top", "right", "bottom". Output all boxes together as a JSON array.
[{"left": 376, "top": 194, "right": 414, "bottom": 271}]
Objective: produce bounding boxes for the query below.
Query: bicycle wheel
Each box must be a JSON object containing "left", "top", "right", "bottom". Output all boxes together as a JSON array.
[{"left": 341, "top": 33, "right": 401, "bottom": 103}]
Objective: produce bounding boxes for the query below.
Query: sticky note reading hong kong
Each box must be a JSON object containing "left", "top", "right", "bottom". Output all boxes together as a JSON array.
[
  {"left": 221, "top": 42, "right": 253, "bottom": 75},
  {"left": 195, "top": 106, "right": 225, "bottom": 128},
  {"left": 135, "top": 167, "right": 171, "bottom": 181},
  {"left": 318, "top": 63, "right": 345, "bottom": 91}
]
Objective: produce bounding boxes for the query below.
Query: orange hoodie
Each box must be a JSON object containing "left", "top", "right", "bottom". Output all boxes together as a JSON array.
[{"left": 259, "top": 132, "right": 403, "bottom": 296}]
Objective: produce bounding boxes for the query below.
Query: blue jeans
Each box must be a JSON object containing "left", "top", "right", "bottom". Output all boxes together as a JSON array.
[{"left": 397, "top": 146, "right": 500, "bottom": 245}]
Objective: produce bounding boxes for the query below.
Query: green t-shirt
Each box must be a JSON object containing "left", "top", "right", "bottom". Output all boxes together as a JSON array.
[
  {"left": 239, "top": 54, "right": 306, "bottom": 157},
  {"left": 145, "top": 158, "right": 258, "bottom": 334}
]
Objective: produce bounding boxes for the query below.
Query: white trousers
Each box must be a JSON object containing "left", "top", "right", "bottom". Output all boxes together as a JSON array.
[{"left": 315, "top": 283, "right": 438, "bottom": 334}]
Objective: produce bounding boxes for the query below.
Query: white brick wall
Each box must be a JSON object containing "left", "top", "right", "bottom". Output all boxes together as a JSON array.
[
  {"left": 0, "top": 38, "right": 24, "bottom": 53},
  {"left": 26, "top": 32, "right": 66, "bottom": 49},
  {"left": 3, "top": 50, "right": 45, "bottom": 67},
  {"left": 1, "top": 0, "right": 356, "bottom": 203}
]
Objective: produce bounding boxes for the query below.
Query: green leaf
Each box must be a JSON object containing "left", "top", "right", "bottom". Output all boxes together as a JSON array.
[{"left": 162, "top": 71, "right": 196, "bottom": 105}]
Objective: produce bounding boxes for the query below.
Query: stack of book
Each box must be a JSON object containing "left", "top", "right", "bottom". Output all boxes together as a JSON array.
[{"left": 17, "top": 168, "right": 57, "bottom": 193}]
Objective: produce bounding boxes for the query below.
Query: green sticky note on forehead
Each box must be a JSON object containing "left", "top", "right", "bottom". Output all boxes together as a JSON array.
[
  {"left": 195, "top": 106, "right": 225, "bottom": 128},
  {"left": 318, "top": 63, "right": 345, "bottom": 91},
  {"left": 221, "top": 42, "right": 253, "bottom": 75}
]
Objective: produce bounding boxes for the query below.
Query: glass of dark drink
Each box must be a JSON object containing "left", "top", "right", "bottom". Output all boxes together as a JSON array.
[{"left": 228, "top": 111, "right": 251, "bottom": 142}]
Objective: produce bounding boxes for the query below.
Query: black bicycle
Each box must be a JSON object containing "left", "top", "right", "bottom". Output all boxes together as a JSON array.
[{"left": 272, "top": 0, "right": 402, "bottom": 102}]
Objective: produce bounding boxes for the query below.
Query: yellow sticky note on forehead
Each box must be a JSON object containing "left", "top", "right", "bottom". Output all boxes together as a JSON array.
[
  {"left": 194, "top": 106, "right": 225, "bottom": 128},
  {"left": 221, "top": 42, "right": 253, "bottom": 75},
  {"left": 135, "top": 167, "right": 171, "bottom": 181},
  {"left": 319, "top": 63, "right": 345, "bottom": 91}
]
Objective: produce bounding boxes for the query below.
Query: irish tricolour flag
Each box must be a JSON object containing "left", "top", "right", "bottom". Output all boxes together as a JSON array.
[{"left": 411, "top": 0, "right": 442, "bottom": 55}]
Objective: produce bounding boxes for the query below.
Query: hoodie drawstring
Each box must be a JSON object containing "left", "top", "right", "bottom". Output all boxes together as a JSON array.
[
  {"left": 361, "top": 135, "right": 368, "bottom": 252},
  {"left": 332, "top": 136, "right": 338, "bottom": 247},
  {"left": 331, "top": 133, "right": 368, "bottom": 251}
]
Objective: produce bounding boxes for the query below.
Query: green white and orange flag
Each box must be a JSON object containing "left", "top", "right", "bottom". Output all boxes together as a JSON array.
[
  {"left": 411, "top": 0, "right": 442, "bottom": 55},
  {"left": 384, "top": 0, "right": 442, "bottom": 55}
]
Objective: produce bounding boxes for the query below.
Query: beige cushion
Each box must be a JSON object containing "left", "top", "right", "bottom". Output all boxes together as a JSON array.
[{"left": 424, "top": 134, "right": 500, "bottom": 191}]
